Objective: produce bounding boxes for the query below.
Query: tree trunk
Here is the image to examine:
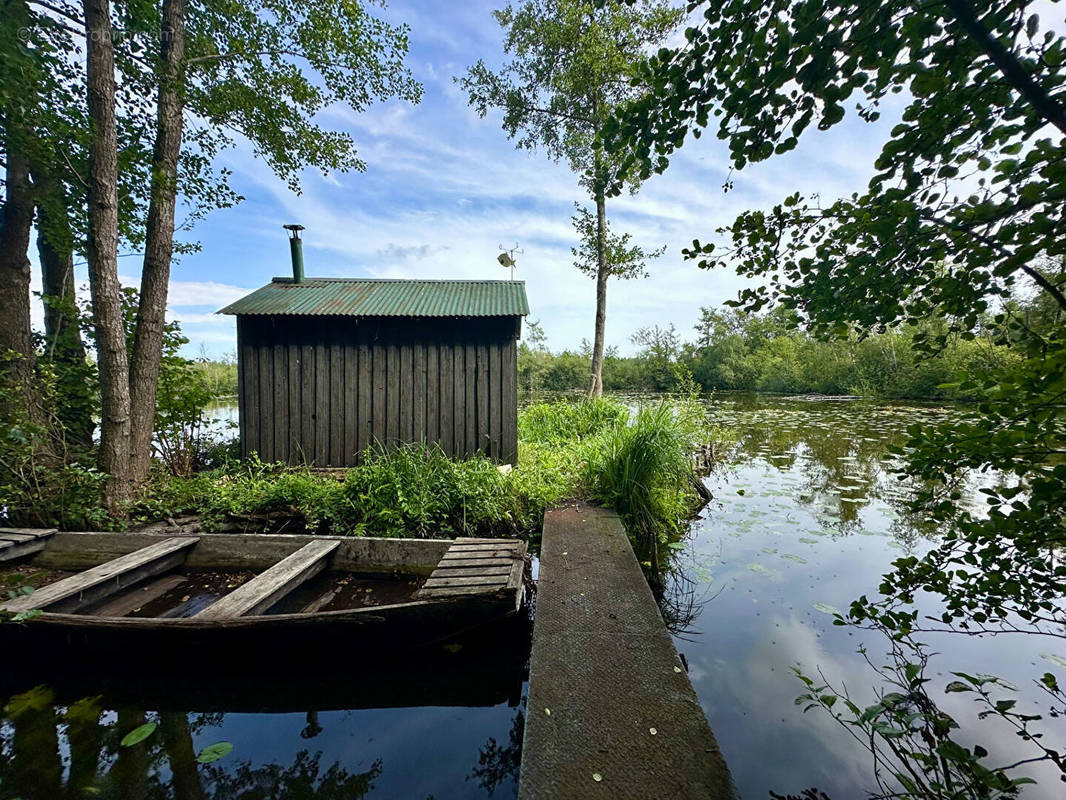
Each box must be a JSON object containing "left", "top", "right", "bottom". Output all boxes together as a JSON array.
[
  {"left": 587, "top": 185, "right": 608, "bottom": 398},
  {"left": 160, "top": 712, "right": 207, "bottom": 800},
  {"left": 35, "top": 168, "right": 95, "bottom": 447},
  {"left": 84, "top": 0, "right": 132, "bottom": 509},
  {"left": 128, "top": 0, "right": 186, "bottom": 486},
  {"left": 0, "top": 136, "right": 39, "bottom": 413}
]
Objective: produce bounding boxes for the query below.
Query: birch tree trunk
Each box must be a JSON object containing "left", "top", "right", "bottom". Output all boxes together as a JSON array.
[
  {"left": 84, "top": 0, "right": 132, "bottom": 509},
  {"left": 128, "top": 0, "right": 186, "bottom": 486},
  {"left": 587, "top": 185, "right": 608, "bottom": 398}
]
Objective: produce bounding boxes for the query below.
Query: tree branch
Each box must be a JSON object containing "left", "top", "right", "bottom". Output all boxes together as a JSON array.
[{"left": 943, "top": 0, "right": 1066, "bottom": 137}]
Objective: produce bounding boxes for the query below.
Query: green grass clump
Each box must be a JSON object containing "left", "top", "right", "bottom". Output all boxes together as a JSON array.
[
  {"left": 584, "top": 403, "right": 699, "bottom": 543},
  {"left": 518, "top": 397, "right": 629, "bottom": 444}
]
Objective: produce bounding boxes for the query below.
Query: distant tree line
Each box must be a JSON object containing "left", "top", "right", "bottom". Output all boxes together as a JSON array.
[{"left": 519, "top": 280, "right": 1061, "bottom": 400}]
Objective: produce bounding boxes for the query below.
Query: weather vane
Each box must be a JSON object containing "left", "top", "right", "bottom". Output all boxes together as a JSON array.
[{"left": 497, "top": 243, "right": 523, "bottom": 281}]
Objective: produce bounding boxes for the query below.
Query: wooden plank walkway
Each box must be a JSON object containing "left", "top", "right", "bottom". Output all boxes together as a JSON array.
[
  {"left": 0, "top": 536, "right": 199, "bottom": 614},
  {"left": 416, "top": 538, "right": 526, "bottom": 601},
  {"left": 196, "top": 539, "right": 339, "bottom": 619},
  {"left": 520, "top": 506, "right": 734, "bottom": 799},
  {"left": 0, "top": 528, "right": 57, "bottom": 563}
]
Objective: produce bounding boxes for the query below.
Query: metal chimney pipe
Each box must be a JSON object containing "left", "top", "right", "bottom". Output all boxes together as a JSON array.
[{"left": 283, "top": 224, "right": 305, "bottom": 282}]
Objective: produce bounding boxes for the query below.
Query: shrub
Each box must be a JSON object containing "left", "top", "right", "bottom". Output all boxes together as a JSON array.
[{"left": 337, "top": 443, "right": 513, "bottom": 537}]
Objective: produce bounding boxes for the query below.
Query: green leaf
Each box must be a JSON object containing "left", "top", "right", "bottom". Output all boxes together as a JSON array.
[
  {"left": 120, "top": 721, "right": 157, "bottom": 747},
  {"left": 196, "top": 742, "right": 233, "bottom": 764}
]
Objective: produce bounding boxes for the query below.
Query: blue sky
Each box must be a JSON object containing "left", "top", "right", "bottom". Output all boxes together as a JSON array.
[{"left": 33, "top": 0, "right": 901, "bottom": 359}]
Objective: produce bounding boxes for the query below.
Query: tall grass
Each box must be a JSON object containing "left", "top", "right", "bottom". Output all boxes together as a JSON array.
[
  {"left": 584, "top": 403, "right": 699, "bottom": 553},
  {"left": 518, "top": 397, "right": 629, "bottom": 444}
]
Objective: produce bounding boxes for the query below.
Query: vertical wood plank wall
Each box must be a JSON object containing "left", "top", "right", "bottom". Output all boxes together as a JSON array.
[{"left": 237, "top": 315, "right": 520, "bottom": 466}]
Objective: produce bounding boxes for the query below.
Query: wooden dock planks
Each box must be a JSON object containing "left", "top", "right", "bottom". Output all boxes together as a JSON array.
[
  {"left": 0, "top": 528, "right": 57, "bottom": 563},
  {"left": 417, "top": 538, "right": 526, "bottom": 600},
  {"left": 0, "top": 536, "right": 199, "bottom": 614},
  {"left": 195, "top": 538, "right": 340, "bottom": 619}
]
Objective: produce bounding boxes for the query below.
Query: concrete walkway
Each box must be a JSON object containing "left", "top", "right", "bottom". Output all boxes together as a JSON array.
[{"left": 519, "top": 506, "right": 734, "bottom": 799}]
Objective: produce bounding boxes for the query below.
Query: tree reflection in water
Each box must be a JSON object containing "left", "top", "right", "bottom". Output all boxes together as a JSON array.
[{"left": 0, "top": 686, "right": 383, "bottom": 800}]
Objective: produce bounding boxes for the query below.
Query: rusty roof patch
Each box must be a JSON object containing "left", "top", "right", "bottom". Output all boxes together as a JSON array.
[{"left": 217, "top": 278, "right": 529, "bottom": 318}]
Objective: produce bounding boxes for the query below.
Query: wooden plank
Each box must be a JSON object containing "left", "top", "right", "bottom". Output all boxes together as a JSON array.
[
  {"left": 300, "top": 343, "right": 315, "bottom": 465},
  {"left": 0, "top": 539, "right": 50, "bottom": 563},
  {"left": 437, "top": 557, "right": 516, "bottom": 568},
  {"left": 330, "top": 341, "right": 344, "bottom": 465},
  {"left": 86, "top": 574, "right": 188, "bottom": 617},
  {"left": 0, "top": 529, "right": 54, "bottom": 543},
  {"left": 315, "top": 342, "right": 330, "bottom": 466},
  {"left": 0, "top": 537, "right": 199, "bottom": 613},
  {"left": 447, "top": 542, "right": 520, "bottom": 552},
  {"left": 287, "top": 343, "right": 302, "bottom": 464},
  {"left": 400, "top": 342, "right": 414, "bottom": 444},
  {"left": 464, "top": 343, "right": 476, "bottom": 457},
  {"left": 477, "top": 343, "right": 490, "bottom": 456},
  {"left": 344, "top": 340, "right": 357, "bottom": 466},
  {"left": 372, "top": 342, "right": 386, "bottom": 451},
  {"left": 273, "top": 344, "right": 289, "bottom": 464},
  {"left": 259, "top": 342, "right": 274, "bottom": 462},
  {"left": 425, "top": 342, "right": 439, "bottom": 447},
  {"left": 489, "top": 342, "right": 502, "bottom": 460},
  {"left": 414, "top": 342, "right": 426, "bottom": 445},
  {"left": 502, "top": 338, "right": 518, "bottom": 463},
  {"left": 386, "top": 342, "right": 400, "bottom": 448},
  {"left": 418, "top": 584, "right": 499, "bottom": 598},
  {"left": 357, "top": 341, "right": 372, "bottom": 460},
  {"left": 428, "top": 565, "right": 513, "bottom": 578},
  {"left": 439, "top": 343, "right": 454, "bottom": 455},
  {"left": 423, "top": 574, "right": 509, "bottom": 589},
  {"left": 242, "top": 322, "right": 259, "bottom": 458},
  {"left": 195, "top": 539, "right": 340, "bottom": 619}
]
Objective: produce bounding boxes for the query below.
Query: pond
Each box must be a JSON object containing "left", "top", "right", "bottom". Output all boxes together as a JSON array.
[
  {"left": 4, "top": 393, "right": 1062, "bottom": 799},
  {"left": 673, "top": 393, "right": 1065, "bottom": 799}
]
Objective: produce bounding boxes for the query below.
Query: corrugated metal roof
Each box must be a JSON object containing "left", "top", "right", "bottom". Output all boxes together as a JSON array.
[{"left": 217, "top": 278, "right": 529, "bottom": 318}]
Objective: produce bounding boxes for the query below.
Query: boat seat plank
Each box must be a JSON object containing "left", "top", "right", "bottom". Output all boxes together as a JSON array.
[
  {"left": 419, "top": 584, "right": 500, "bottom": 598},
  {"left": 195, "top": 539, "right": 340, "bottom": 620},
  {"left": 423, "top": 574, "right": 514, "bottom": 589},
  {"left": 417, "top": 539, "right": 526, "bottom": 601},
  {"left": 429, "top": 565, "right": 513, "bottom": 579},
  {"left": 0, "top": 528, "right": 57, "bottom": 563},
  {"left": 0, "top": 536, "right": 199, "bottom": 613},
  {"left": 436, "top": 556, "right": 517, "bottom": 569}
]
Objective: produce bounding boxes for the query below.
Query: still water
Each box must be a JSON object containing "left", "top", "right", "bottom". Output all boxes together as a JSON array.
[{"left": 674, "top": 394, "right": 1065, "bottom": 799}]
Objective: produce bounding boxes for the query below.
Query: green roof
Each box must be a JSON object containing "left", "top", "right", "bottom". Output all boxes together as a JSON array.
[{"left": 218, "top": 278, "right": 529, "bottom": 318}]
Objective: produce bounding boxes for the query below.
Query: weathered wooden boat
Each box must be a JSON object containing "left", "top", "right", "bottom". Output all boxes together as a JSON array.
[{"left": 0, "top": 528, "right": 529, "bottom": 662}]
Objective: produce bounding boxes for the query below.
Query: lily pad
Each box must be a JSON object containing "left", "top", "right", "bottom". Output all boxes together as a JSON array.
[
  {"left": 196, "top": 742, "right": 233, "bottom": 764},
  {"left": 121, "top": 722, "right": 158, "bottom": 748},
  {"left": 781, "top": 554, "right": 807, "bottom": 564}
]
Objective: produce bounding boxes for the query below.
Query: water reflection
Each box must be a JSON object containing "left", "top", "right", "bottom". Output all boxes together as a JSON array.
[
  {"left": 669, "top": 394, "right": 1064, "bottom": 799},
  {"left": 1, "top": 620, "right": 530, "bottom": 800}
]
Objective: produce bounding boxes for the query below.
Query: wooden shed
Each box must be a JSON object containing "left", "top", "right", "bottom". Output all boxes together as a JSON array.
[{"left": 219, "top": 275, "right": 528, "bottom": 466}]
